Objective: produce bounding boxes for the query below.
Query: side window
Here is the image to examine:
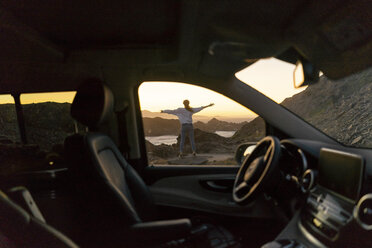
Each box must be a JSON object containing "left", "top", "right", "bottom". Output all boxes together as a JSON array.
[
  {"left": 138, "top": 82, "right": 265, "bottom": 166},
  {"left": 0, "top": 94, "right": 21, "bottom": 175},
  {"left": 0, "top": 92, "right": 85, "bottom": 174},
  {"left": 20, "top": 92, "right": 81, "bottom": 153},
  {"left": 0, "top": 94, "right": 20, "bottom": 143}
]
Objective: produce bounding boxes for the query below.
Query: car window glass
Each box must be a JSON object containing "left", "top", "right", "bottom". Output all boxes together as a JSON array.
[
  {"left": 0, "top": 94, "right": 20, "bottom": 144},
  {"left": 0, "top": 94, "right": 22, "bottom": 175},
  {"left": 237, "top": 58, "right": 372, "bottom": 148},
  {"left": 138, "top": 82, "right": 265, "bottom": 166},
  {"left": 20, "top": 91, "right": 83, "bottom": 153}
]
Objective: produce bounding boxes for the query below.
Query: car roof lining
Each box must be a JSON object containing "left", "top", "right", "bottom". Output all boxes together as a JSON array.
[{"left": 0, "top": 0, "right": 371, "bottom": 94}]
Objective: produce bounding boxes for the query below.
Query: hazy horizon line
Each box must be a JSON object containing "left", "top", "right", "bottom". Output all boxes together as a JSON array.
[{"left": 141, "top": 109, "right": 255, "bottom": 123}]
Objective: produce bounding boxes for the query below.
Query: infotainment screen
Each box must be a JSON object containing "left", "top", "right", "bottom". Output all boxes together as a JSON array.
[{"left": 318, "top": 148, "right": 364, "bottom": 202}]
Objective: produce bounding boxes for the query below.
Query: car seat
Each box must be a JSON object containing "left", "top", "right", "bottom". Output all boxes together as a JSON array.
[{"left": 65, "top": 79, "right": 240, "bottom": 248}]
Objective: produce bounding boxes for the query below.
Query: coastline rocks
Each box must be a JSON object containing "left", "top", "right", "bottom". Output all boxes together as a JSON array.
[
  {"left": 175, "top": 128, "right": 233, "bottom": 153},
  {"left": 145, "top": 140, "right": 177, "bottom": 159},
  {"left": 146, "top": 128, "right": 237, "bottom": 161}
]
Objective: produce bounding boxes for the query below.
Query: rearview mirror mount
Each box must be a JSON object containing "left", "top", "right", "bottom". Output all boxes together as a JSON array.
[{"left": 293, "top": 58, "right": 320, "bottom": 88}]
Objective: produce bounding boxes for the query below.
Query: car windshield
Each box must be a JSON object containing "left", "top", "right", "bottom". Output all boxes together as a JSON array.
[{"left": 236, "top": 58, "right": 372, "bottom": 148}]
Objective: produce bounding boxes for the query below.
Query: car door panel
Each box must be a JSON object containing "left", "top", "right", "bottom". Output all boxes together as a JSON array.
[{"left": 148, "top": 170, "right": 276, "bottom": 218}]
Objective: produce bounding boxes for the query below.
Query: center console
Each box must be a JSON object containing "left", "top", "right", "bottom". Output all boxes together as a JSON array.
[{"left": 262, "top": 148, "right": 368, "bottom": 248}]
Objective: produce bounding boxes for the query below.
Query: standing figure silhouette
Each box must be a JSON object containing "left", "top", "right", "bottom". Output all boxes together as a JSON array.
[{"left": 161, "top": 100, "right": 214, "bottom": 157}]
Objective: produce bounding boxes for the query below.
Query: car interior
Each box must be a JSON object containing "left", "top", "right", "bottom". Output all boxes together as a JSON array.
[{"left": 0, "top": 1, "right": 371, "bottom": 247}]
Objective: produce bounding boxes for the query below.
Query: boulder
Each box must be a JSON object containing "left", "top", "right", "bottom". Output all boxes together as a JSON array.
[{"left": 145, "top": 140, "right": 177, "bottom": 159}]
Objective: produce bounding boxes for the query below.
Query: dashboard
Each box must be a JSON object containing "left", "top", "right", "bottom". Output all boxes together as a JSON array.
[{"left": 264, "top": 139, "right": 372, "bottom": 248}]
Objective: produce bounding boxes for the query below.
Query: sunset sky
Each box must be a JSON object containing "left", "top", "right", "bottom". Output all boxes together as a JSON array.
[
  {"left": 139, "top": 58, "right": 306, "bottom": 118},
  {"left": 0, "top": 92, "right": 76, "bottom": 104},
  {"left": 0, "top": 58, "right": 306, "bottom": 119}
]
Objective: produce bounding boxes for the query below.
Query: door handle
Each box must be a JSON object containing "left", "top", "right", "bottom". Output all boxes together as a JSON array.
[
  {"left": 200, "top": 179, "right": 234, "bottom": 192},
  {"left": 205, "top": 181, "right": 230, "bottom": 190}
]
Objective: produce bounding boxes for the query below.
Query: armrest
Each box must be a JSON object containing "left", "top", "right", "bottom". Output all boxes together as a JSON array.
[{"left": 130, "top": 218, "right": 192, "bottom": 242}]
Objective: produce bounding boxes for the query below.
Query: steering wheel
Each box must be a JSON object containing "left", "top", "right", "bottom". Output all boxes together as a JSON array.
[{"left": 233, "top": 136, "right": 281, "bottom": 204}]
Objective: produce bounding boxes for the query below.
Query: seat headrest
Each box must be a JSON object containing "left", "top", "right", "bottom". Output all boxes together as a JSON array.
[{"left": 71, "top": 79, "right": 114, "bottom": 128}]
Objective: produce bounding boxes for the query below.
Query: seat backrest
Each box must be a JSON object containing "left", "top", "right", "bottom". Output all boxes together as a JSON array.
[
  {"left": 68, "top": 79, "right": 156, "bottom": 225},
  {"left": 0, "top": 191, "right": 78, "bottom": 248}
]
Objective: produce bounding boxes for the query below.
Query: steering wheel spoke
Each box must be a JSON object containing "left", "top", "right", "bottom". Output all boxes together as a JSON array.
[{"left": 234, "top": 181, "right": 250, "bottom": 194}]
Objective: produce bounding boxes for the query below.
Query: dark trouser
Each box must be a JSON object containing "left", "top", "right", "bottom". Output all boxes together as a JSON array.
[{"left": 180, "top": 123, "right": 196, "bottom": 153}]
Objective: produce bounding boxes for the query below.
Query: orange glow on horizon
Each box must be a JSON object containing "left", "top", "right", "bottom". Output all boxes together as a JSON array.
[
  {"left": 138, "top": 82, "right": 257, "bottom": 118},
  {"left": 0, "top": 58, "right": 305, "bottom": 119},
  {"left": 0, "top": 94, "right": 14, "bottom": 104},
  {"left": 20, "top": 92, "right": 76, "bottom": 104}
]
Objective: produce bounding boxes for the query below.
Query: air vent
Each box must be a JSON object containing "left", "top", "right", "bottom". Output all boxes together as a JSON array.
[
  {"left": 354, "top": 194, "right": 372, "bottom": 230},
  {"left": 301, "top": 169, "right": 315, "bottom": 193}
]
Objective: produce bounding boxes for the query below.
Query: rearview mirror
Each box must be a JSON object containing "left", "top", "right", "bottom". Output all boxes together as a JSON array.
[
  {"left": 235, "top": 143, "right": 257, "bottom": 165},
  {"left": 293, "top": 58, "right": 320, "bottom": 88}
]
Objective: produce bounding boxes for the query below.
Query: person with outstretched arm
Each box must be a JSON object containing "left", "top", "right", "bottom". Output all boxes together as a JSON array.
[{"left": 161, "top": 100, "right": 214, "bottom": 158}]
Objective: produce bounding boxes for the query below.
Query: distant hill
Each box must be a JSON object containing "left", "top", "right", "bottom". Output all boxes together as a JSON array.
[
  {"left": 143, "top": 117, "right": 180, "bottom": 136},
  {"left": 230, "top": 117, "right": 265, "bottom": 143},
  {"left": 0, "top": 102, "right": 79, "bottom": 150},
  {"left": 142, "top": 117, "right": 247, "bottom": 136},
  {"left": 194, "top": 118, "right": 247, "bottom": 132},
  {"left": 0, "top": 104, "right": 19, "bottom": 143},
  {"left": 143, "top": 117, "right": 247, "bottom": 136},
  {"left": 141, "top": 110, "right": 178, "bottom": 119},
  {"left": 22, "top": 102, "right": 77, "bottom": 149},
  {"left": 141, "top": 109, "right": 253, "bottom": 123}
]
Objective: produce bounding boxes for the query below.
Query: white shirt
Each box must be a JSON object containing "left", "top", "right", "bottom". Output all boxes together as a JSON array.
[{"left": 162, "top": 107, "right": 204, "bottom": 124}]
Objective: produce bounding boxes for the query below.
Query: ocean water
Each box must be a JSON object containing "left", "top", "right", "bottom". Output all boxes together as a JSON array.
[
  {"left": 146, "top": 131, "right": 235, "bottom": 145},
  {"left": 215, "top": 131, "right": 235, "bottom": 138},
  {"left": 146, "top": 135, "right": 178, "bottom": 145}
]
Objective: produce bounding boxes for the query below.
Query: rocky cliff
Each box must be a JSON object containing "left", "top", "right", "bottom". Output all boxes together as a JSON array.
[
  {"left": 23, "top": 102, "right": 77, "bottom": 149},
  {"left": 0, "top": 104, "right": 19, "bottom": 143},
  {"left": 281, "top": 67, "right": 372, "bottom": 147},
  {"left": 0, "top": 102, "right": 80, "bottom": 150},
  {"left": 146, "top": 67, "right": 372, "bottom": 163}
]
